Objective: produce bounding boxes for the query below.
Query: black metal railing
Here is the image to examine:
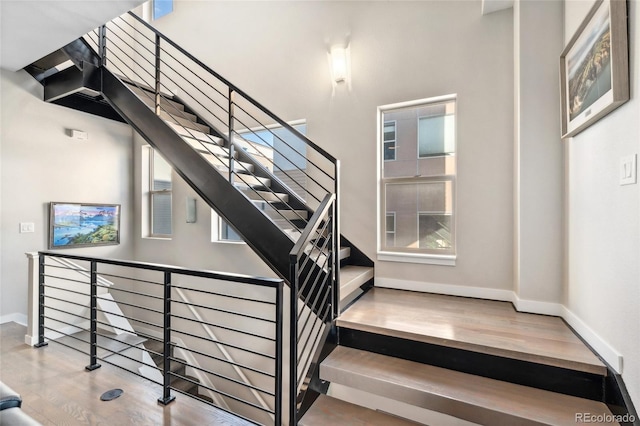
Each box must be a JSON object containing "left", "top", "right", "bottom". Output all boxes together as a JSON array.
[
  {"left": 288, "top": 194, "right": 337, "bottom": 423},
  {"left": 35, "top": 251, "right": 284, "bottom": 425},
  {"left": 83, "top": 13, "right": 339, "bottom": 239},
  {"left": 73, "top": 12, "right": 342, "bottom": 423}
]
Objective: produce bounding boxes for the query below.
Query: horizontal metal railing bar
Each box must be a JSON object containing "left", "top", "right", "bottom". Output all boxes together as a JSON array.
[
  {"left": 40, "top": 330, "right": 163, "bottom": 388},
  {"left": 113, "top": 16, "right": 229, "bottom": 105},
  {"left": 297, "top": 231, "right": 332, "bottom": 297},
  {"left": 170, "top": 313, "right": 275, "bottom": 342},
  {"left": 297, "top": 271, "right": 330, "bottom": 325},
  {"left": 42, "top": 283, "right": 89, "bottom": 298},
  {"left": 231, "top": 106, "right": 333, "bottom": 190},
  {"left": 43, "top": 295, "right": 89, "bottom": 311},
  {"left": 40, "top": 252, "right": 283, "bottom": 288},
  {"left": 103, "top": 285, "right": 165, "bottom": 301},
  {"left": 42, "top": 274, "right": 89, "bottom": 286},
  {"left": 106, "top": 298, "right": 164, "bottom": 315},
  {"left": 168, "top": 356, "right": 275, "bottom": 396},
  {"left": 171, "top": 343, "right": 276, "bottom": 378},
  {"left": 170, "top": 284, "right": 275, "bottom": 305},
  {"left": 41, "top": 263, "right": 90, "bottom": 273},
  {"left": 127, "top": 11, "right": 337, "bottom": 164},
  {"left": 94, "top": 272, "right": 163, "bottom": 287},
  {"left": 171, "top": 328, "right": 275, "bottom": 360},
  {"left": 297, "top": 214, "right": 332, "bottom": 275},
  {"left": 170, "top": 299, "right": 276, "bottom": 323},
  {"left": 104, "top": 43, "right": 156, "bottom": 87},
  {"left": 42, "top": 305, "right": 161, "bottom": 339},
  {"left": 232, "top": 104, "right": 335, "bottom": 185},
  {"left": 290, "top": 194, "right": 335, "bottom": 259},
  {"left": 168, "top": 373, "right": 275, "bottom": 415}
]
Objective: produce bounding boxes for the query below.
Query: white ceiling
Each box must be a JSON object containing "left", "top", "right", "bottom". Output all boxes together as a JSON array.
[{"left": 0, "top": 0, "right": 145, "bottom": 71}]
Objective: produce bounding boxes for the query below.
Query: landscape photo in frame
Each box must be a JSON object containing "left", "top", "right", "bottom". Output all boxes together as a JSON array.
[
  {"left": 49, "top": 202, "right": 121, "bottom": 249},
  {"left": 560, "top": 0, "right": 628, "bottom": 138}
]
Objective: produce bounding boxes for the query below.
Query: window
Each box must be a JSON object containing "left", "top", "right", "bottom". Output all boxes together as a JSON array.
[
  {"left": 378, "top": 95, "right": 456, "bottom": 264},
  {"left": 150, "top": 149, "right": 172, "bottom": 236},
  {"left": 383, "top": 121, "right": 396, "bottom": 161},
  {"left": 153, "top": 0, "right": 173, "bottom": 20}
]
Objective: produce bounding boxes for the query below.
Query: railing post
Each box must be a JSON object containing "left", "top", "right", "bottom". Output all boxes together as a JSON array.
[
  {"left": 158, "top": 271, "right": 176, "bottom": 405},
  {"left": 289, "top": 258, "right": 299, "bottom": 426},
  {"left": 85, "top": 261, "right": 101, "bottom": 371},
  {"left": 228, "top": 88, "right": 235, "bottom": 185},
  {"left": 154, "top": 34, "right": 161, "bottom": 116},
  {"left": 34, "top": 254, "right": 48, "bottom": 348},
  {"left": 275, "top": 282, "right": 284, "bottom": 426},
  {"left": 98, "top": 25, "right": 107, "bottom": 66},
  {"left": 333, "top": 160, "right": 340, "bottom": 319}
]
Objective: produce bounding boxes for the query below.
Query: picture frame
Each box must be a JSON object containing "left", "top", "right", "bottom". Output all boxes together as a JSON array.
[
  {"left": 560, "top": 0, "right": 628, "bottom": 139},
  {"left": 49, "top": 202, "right": 121, "bottom": 249}
]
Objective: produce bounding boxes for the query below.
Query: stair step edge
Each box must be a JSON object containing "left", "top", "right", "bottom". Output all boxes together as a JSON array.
[
  {"left": 300, "top": 394, "right": 417, "bottom": 426},
  {"left": 321, "top": 346, "right": 615, "bottom": 426}
]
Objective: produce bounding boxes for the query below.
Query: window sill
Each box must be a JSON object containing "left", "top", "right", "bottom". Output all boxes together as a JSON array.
[
  {"left": 212, "top": 240, "right": 246, "bottom": 245},
  {"left": 377, "top": 251, "right": 456, "bottom": 266},
  {"left": 143, "top": 236, "right": 172, "bottom": 241}
]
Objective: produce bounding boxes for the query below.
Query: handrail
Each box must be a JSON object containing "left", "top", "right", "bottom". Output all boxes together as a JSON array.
[
  {"left": 290, "top": 193, "right": 336, "bottom": 259},
  {"left": 126, "top": 12, "right": 337, "bottom": 164},
  {"left": 39, "top": 251, "right": 280, "bottom": 287}
]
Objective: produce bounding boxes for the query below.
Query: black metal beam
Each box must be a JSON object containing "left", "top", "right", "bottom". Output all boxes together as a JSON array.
[{"left": 99, "top": 68, "right": 295, "bottom": 281}]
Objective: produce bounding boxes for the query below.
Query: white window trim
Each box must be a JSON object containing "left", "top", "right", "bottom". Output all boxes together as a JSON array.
[
  {"left": 376, "top": 94, "right": 457, "bottom": 266},
  {"left": 142, "top": 145, "right": 172, "bottom": 240}
]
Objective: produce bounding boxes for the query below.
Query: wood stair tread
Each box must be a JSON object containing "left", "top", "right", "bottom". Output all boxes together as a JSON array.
[
  {"left": 339, "top": 265, "right": 374, "bottom": 302},
  {"left": 337, "top": 288, "right": 606, "bottom": 376},
  {"left": 321, "top": 347, "right": 616, "bottom": 426},
  {"left": 300, "top": 394, "right": 418, "bottom": 426}
]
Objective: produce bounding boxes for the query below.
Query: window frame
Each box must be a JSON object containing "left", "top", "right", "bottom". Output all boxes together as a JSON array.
[
  {"left": 149, "top": 148, "right": 172, "bottom": 238},
  {"left": 383, "top": 120, "right": 397, "bottom": 162},
  {"left": 377, "top": 95, "right": 457, "bottom": 266}
]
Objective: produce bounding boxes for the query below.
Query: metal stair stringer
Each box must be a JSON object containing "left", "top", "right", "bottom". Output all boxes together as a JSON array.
[{"left": 100, "top": 66, "right": 295, "bottom": 281}]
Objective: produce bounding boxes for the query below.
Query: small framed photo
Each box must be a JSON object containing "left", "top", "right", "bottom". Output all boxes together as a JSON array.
[
  {"left": 49, "top": 202, "right": 121, "bottom": 249},
  {"left": 560, "top": 0, "right": 629, "bottom": 139}
]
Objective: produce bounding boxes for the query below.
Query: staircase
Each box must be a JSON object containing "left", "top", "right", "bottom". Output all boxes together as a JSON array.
[
  {"left": 300, "top": 288, "right": 636, "bottom": 426},
  {"left": 24, "top": 10, "right": 373, "bottom": 424}
]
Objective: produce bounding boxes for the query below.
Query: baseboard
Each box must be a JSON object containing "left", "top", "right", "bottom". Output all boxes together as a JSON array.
[
  {"left": 0, "top": 313, "right": 27, "bottom": 326},
  {"left": 511, "top": 294, "right": 564, "bottom": 316},
  {"left": 562, "top": 306, "right": 623, "bottom": 374},
  {"left": 375, "top": 277, "right": 514, "bottom": 302}
]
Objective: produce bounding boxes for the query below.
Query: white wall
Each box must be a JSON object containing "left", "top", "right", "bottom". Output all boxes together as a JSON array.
[
  {"left": 564, "top": 0, "right": 640, "bottom": 407},
  {"left": 0, "top": 69, "right": 135, "bottom": 322},
  {"left": 145, "top": 0, "right": 515, "bottom": 292},
  {"left": 132, "top": 134, "right": 276, "bottom": 277}
]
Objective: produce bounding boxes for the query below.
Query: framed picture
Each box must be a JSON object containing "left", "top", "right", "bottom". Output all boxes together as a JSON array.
[
  {"left": 49, "top": 202, "right": 121, "bottom": 249},
  {"left": 560, "top": 0, "right": 628, "bottom": 139}
]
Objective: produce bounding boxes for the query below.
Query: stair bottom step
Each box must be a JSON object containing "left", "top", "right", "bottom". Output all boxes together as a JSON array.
[
  {"left": 300, "top": 395, "right": 417, "bottom": 426},
  {"left": 321, "top": 346, "right": 616, "bottom": 426}
]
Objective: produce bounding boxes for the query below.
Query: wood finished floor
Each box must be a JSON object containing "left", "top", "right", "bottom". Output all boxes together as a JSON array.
[
  {"left": 337, "top": 288, "right": 607, "bottom": 375},
  {"left": 0, "top": 322, "right": 251, "bottom": 426}
]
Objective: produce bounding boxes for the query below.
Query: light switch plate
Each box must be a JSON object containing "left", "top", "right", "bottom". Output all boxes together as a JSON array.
[
  {"left": 620, "top": 154, "right": 637, "bottom": 185},
  {"left": 20, "top": 222, "right": 35, "bottom": 233}
]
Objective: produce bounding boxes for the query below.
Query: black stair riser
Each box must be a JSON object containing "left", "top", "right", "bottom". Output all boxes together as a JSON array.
[{"left": 338, "top": 327, "right": 605, "bottom": 402}]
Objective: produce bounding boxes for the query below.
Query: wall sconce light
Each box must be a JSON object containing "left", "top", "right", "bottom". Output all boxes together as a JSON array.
[{"left": 329, "top": 44, "right": 351, "bottom": 89}]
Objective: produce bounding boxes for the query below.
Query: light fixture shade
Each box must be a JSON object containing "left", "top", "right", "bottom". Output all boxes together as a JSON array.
[{"left": 330, "top": 46, "right": 348, "bottom": 83}]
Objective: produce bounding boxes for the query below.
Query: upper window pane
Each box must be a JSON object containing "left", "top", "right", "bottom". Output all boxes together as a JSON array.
[
  {"left": 382, "top": 99, "right": 456, "bottom": 179},
  {"left": 152, "top": 150, "right": 172, "bottom": 191}
]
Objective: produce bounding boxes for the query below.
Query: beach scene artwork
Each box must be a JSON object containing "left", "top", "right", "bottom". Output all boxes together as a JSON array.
[
  {"left": 50, "top": 203, "right": 120, "bottom": 248},
  {"left": 566, "top": 2, "right": 611, "bottom": 121}
]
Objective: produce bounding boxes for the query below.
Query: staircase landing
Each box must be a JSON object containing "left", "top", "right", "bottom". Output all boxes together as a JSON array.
[{"left": 337, "top": 288, "right": 606, "bottom": 376}]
